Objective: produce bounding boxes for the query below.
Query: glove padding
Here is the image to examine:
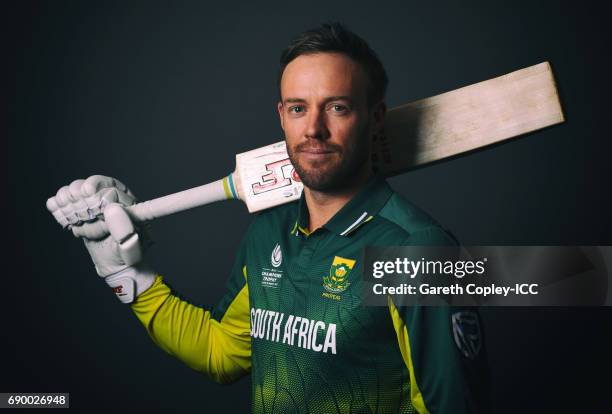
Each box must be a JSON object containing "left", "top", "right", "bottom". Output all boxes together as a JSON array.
[{"left": 47, "top": 175, "right": 155, "bottom": 303}]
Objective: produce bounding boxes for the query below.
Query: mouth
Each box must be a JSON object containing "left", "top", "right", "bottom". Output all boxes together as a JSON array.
[
  {"left": 298, "top": 145, "right": 335, "bottom": 153},
  {"left": 298, "top": 147, "right": 336, "bottom": 162}
]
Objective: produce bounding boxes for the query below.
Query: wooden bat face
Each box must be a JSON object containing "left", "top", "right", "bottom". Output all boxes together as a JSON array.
[{"left": 373, "top": 62, "right": 563, "bottom": 176}]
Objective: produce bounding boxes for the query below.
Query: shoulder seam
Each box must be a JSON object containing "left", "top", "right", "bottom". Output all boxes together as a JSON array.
[
  {"left": 375, "top": 215, "right": 447, "bottom": 242},
  {"left": 374, "top": 214, "right": 413, "bottom": 238}
]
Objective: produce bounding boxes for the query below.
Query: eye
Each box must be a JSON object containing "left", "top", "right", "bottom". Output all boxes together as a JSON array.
[
  {"left": 330, "top": 104, "right": 348, "bottom": 113},
  {"left": 288, "top": 105, "right": 304, "bottom": 114}
]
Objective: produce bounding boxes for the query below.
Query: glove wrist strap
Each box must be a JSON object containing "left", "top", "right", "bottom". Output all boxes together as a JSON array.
[{"left": 104, "top": 265, "right": 156, "bottom": 304}]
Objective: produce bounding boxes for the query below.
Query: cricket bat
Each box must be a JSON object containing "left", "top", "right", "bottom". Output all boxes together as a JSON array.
[{"left": 126, "top": 61, "right": 564, "bottom": 222}]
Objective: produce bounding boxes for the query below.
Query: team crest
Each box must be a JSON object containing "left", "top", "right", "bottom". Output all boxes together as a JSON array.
[{"left": 323, "top": 256, "right": 356, "bottom": 293}]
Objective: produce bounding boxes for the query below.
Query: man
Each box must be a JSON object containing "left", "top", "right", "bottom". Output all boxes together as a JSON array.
[{"left": 48, "top": 23, "right": 490, "bottom": 413}]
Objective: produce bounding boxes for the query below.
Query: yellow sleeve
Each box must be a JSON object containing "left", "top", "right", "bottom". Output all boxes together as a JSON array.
[
  {"left": 388, "top": 297, "right": 430, "bottom": 414},
  {"left": 130, "top": 270, "right": 251, "bottom": 384},
  {"left": 389, "top": 296, "right": 491, "bottom": 413},
  {"left": 387, "top": 229, "right": 491, "bottom": 413}
]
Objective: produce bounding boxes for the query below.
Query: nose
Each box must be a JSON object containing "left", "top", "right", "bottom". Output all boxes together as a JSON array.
[{"left": 304, "top": 108, "right": 329, "bottom": 140}]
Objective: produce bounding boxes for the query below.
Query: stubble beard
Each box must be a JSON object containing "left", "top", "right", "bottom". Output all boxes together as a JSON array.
[{"left": 287, "top": 127, "right": 371, "bottom": 193}]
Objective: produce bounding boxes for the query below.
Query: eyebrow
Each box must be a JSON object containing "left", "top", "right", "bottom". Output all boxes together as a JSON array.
[{"left": 283, "top": 96, "right": 353, "bottom": 105}]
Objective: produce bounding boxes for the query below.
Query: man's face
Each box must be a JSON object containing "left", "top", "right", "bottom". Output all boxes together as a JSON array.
[{"left": 278, "top": 53, "right": 383, "bottom": 192}]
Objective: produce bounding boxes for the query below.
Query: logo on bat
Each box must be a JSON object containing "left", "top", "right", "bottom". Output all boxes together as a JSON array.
[{"left": 252, "top": 159, "right": 301, "bottom": 195}]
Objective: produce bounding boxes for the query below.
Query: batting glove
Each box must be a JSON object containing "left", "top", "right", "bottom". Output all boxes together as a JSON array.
[{"left": 46, "top": 175, "right": 156, "bottom": 304}]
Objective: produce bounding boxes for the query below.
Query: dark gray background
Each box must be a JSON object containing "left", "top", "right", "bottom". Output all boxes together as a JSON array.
[{"left": 6, "top": 1, "right": 611, "bottom": 412}]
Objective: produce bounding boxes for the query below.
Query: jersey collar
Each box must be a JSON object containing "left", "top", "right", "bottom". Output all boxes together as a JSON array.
[{"left": 290, "top": 175, "right": 393, "bottom": 237}]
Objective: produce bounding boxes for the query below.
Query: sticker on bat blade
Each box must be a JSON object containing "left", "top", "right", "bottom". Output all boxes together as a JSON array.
[{"left": 252, "top": 158, "right": 297, "bottom": 195}]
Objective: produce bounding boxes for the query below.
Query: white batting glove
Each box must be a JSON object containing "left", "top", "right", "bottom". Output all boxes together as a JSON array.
[{"left": 46, "top": 175, "right": 156, "bottom": 304}]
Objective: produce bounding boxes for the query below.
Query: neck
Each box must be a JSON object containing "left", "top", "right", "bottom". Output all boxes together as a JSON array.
[{"left": 304, "top": 167, "right": 371, "bottom": 232}]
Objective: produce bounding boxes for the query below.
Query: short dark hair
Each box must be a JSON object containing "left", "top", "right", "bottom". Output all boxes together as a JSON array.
[{"left": 279, "top": 22, "right": 388, "bottom": 106}]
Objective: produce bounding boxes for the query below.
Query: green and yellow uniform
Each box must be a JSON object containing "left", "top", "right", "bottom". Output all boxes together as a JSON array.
[{"left": 131, "top": 176, "right": 490, "bottom": 413}]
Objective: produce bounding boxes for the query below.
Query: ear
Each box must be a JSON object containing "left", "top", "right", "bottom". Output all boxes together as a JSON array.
[{"left": 277, "top": 101, "right": 285, "bottom": 131}]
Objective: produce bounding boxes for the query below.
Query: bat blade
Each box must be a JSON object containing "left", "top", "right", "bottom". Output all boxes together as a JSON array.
[{"left": 373, "top": 61, "right": 564, "bottom": 176}]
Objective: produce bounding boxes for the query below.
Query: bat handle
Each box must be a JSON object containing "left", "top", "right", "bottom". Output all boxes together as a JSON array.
[{"left": 125, "top": 172, "right": 241, "bottom": 222}]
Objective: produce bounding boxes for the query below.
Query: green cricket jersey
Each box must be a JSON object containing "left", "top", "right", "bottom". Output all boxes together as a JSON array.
[{"left": 131, "top": 176, "right": 490, "bottom": 413}]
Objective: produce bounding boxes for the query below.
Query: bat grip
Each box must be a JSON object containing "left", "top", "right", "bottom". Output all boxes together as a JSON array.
[{"left": 125, "top": 173, "right": 239, "bottom": 222}]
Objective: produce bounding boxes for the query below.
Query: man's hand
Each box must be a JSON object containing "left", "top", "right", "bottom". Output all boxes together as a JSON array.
[{"left": 46, "top": 175, "right": 156, "bottom": 304}]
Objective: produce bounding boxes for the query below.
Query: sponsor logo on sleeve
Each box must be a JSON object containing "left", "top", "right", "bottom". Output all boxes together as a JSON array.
[{"left": 452, "top": 311, "right": 482, "bottom": 359}]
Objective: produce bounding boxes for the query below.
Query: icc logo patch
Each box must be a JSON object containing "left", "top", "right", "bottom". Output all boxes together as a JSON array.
[
  {"left": 271, "top": 243, "right": 282, "bottom": 268},
  {"left": 323, "top": 256, "right": 356, "bottom": 293},
  {"left": 451, "top": 311, "right": 482, "bottom": 360}
]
